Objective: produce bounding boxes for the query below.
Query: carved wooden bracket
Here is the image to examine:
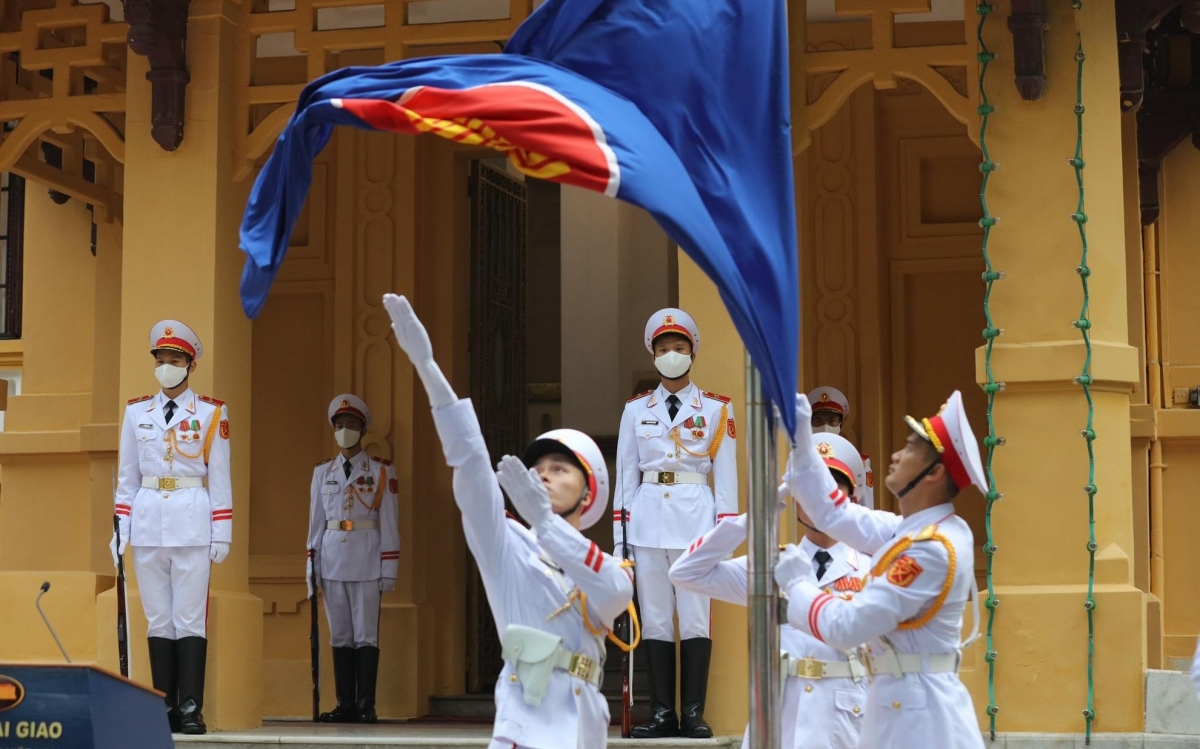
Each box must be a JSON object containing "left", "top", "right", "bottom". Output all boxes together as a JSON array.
[
  {"left": 1006, "top": 0, "right": 1049, "bottom": 101},
  {"left": 1116, "top": 0, "right": 1182, "bottom": 112},
  {"left": 1133, "top": 5, "right": 1200, "bottom": 225},
  {"left": 1138, "top": 91, "right": 1200, "bottom": 224},
  {"left": 122, "top": 0, "right": 190, "bottom": 152}
]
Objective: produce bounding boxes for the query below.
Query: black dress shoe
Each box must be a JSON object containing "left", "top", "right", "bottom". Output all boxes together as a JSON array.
[
  {"left": 630, "top": 702, "right": 679, "bottom": 738},
  {"left": 318, "top": 704, "right": 359, "bottom": 723},
  {"left": 179, "top": 698, "right": 206, "bottom": 735},
  {"left": 680, "top": 702, "right": 713, "bottom": 738}
]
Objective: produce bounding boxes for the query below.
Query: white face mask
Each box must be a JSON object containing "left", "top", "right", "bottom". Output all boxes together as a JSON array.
[
  {"left": 155, "top": 363, "right": 189, "bottom": 389},
  {"left": 813, "top": 424, "right": 841, "bottom": 435},
  {"left": 334, "top": 428, "right": 361, "bottom": 449},
  {"left": 654, "top": 351, "right": 692, "bottom": 379}
]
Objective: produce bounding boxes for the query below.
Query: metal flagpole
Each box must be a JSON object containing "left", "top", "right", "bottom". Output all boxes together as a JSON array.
[{"left": 745, "top": 353, "right": 780, "bottom": 749}]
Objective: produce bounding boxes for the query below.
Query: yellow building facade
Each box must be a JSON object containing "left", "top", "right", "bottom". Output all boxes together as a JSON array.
[{"left": 0, "top": 0, "right": 1198, "bottom": 738}]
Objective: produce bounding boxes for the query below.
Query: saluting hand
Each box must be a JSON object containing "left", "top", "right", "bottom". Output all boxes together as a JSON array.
[
  {"left": 384, "top": 293, "right": 457, "bottom": 408},
  {"left": 774, "top": 543, "right": 812, "bottom": 591},
  {"left": 383, "top": 294, "right": 433, "bottom": 364},
  {"left": 495, "top": 455, "right": 553, "bottom": 532}
]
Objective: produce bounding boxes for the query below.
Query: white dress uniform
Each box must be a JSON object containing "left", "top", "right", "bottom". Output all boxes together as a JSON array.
[
  {"left": 433, "top": 398, "right": 634, "bottom": 749},
  {"left": 669, "top": 514, "right": 869, "bottom": 749},
  {"left": 617, "top": 308, "right": 737, "bottom": 738},
  {"left": 307, "top": 394, "right": 399, "bottom": 723},
  {"left": 309, "top": 452, "right": 399, "bottom": 645},
  {"left": 617, "top": 382, "right": 738, "bottom": 639},
  {"left": 780, "top": 391, "right": 985, "bottom": 749},
  {"left": 808, "top": 386, "right": 874, "bottom": 510},
  {"left": 113, "top": 319, "right": 231, "bottom": 735}
]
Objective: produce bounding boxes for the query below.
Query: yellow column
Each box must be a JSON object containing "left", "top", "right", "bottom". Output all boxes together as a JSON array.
[
  {"left": 96, "top": 3, "right": 263, "bottom": 730},
  {"left": 0, "top": 191, "right": 111, "bottom": 664},
  {"left": 967, "top": 1, "right": 1144, "bottom": 732},
  {"left": 678, "top": 253, "right": 751, "bottom": 736}
]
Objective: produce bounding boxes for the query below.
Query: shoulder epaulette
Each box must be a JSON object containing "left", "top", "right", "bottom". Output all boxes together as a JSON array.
[
  {"left": 702, "top": 391, "right": 731, "bottom": 403},
  {"left": 197, "top": 395, "right": 225, "bottom": 407},
  {"left": 316, "top": 457, "right": 335, "bottom": 467},
  {"left": 914, "top": 524, "right": 938, "bottom": 542},
  {"left": 127, "top": 394, "right": 153, "bottom": 405},
  {"left": 370, "top": 456, "right": 393, "bottom": 466},
  {"left": 627, "top": 389, "right": 654, "bottom": 403}
]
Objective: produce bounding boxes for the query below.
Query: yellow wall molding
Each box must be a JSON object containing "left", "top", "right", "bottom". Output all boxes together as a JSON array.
[{"left": 974, "top": 340, "right": 1140, "bottom": 390}]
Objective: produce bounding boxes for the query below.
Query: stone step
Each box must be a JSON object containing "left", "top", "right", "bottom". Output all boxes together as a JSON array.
[
  {"left": 173, "top": 723, "right": 736, "bottom": 748},
  {"left": 173, "top": 725, "right": 1200, "bottom": 749}
]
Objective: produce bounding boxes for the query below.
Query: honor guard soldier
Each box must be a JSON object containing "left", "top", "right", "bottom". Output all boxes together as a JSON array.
[
  {"left": 307, "top": 394, "right": 400, "bottom": 723},
  {"left": 384, "top": 294, "right": 636, "bottom": 749},
  {"left": 669, "top": 432, "right": 870, "bottom": 749},
  {"left": 614, "top": 308, "right": 738, "bottom": 738},
  {"left": 112, "top": 320, "right": 232, "bottom": 735},
  {"left": 808, "top": 386, "right": 874, "bottom": 509},
  {"left": 776, "top": 391, "right": 985, "bottom": 749}
]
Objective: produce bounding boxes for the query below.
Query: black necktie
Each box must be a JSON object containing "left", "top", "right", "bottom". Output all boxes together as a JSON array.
[
  {"left": 814, "top": 550, "right": 833, "bottom": 582},
  {"left": 667, "top": 394, "right": 680, "bottom": 422},
  {"left": 343, "top": 460, "right": 353, "bottom": 480},
  {"left": 164, "top": 400, "right": 177, "bottom": 424}
]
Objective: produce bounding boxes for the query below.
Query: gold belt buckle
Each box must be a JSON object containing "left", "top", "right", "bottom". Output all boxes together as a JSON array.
[
  {"left": 567, "top": 653, "right": 594, "bottom": 681},
  {"left": 158, "top": 478, "right": 178, "bottom": 491},
  {"left": 802, "top": 656, "right": 824, "bottom": 680},
  {"left": 658, "top": 471, "right": 675, "bottom": 485},
  {"left": 338, "top": 520, "right": 355, "bottom": 531}
]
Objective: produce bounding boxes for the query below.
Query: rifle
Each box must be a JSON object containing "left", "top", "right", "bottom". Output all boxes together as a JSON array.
[
  {"left": 309, "top": 550, "right": 320, "bottom": 722},
  {"left": 620, "top": 509, "right": 634, "bottom": 738},
  {"left": 112, "top": 470, "right": 130, "bottom": 679}
]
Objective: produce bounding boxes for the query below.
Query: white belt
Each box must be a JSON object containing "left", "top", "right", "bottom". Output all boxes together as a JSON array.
[
  {"left": 642, "top": 470, "right": 707, "bottom": 485},
  {"left": 326, "top": 519, "right": 379, "bottom": 531},
  {"left": 867, "top": 651, "right": 960, "bottom": 676},
  {"left": 141, "top": 476, "right": 203, "bottom": 491},
  {"left": 785, "top": 654, "right": 867, "bottom": 680}
]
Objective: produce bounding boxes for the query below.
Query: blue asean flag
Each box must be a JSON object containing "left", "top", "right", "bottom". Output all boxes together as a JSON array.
[{"left": 239, "top": 0, "right": 799, "bottom": 434}]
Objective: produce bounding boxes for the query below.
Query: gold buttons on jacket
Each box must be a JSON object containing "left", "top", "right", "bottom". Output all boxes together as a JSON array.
[
  {"left": 804, "top": 685, "right": 813, "bottom": 693},
  {"left": 892, "top": 701, "right": 901, "bottom": 709},
  {"left": 663, "top": 493, "right": 670, "bottom": 499},
  {"left": 853, "top": 706, "right": 860, "bottom": 714},
  {"left": 575, "top": 687, "right": 581, "bottom": 696},
  {"left": 509, "top": 674, "right": 518, "bottom": 683}
]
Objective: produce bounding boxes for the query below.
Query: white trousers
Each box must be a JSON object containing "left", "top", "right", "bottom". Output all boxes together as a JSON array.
[
  {"left": 133, "top": 545, "right": 211, "bottom": 639},
  {"left": 323, "top": 580, "right": 381, "bottom": 648},
  {"left": 632, "top": 546, "right": 711, "bottom": 641}
]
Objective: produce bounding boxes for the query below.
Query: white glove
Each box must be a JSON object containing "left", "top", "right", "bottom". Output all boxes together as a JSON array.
[
  {"left": 379, "top": 577, "right": 396, "bottom": 593},
  {"left": 109, "top": 534, "right": 129, "bottom": 569},
  {"left": 776, "top": 482, "right": 791, "bottom": 515},
  {"left": 495, "top": 455, "right": 554, "bottom": 532},
  {"left": 384, "top": 293, "right": 433, "bottom": 363},
  {"left": 614, "top": 543, "right": 634, "bottom": 563},
  {"left": 383, "top": 293, "right": 456, "bottom": 408},
  {"left": 775, "top": 543, "right": 813, "bottom": 591},
  {"left": 789, "top": 393, "right": 822, "bottom": 471},
  {"left": 209, "top": 541, "right": 230, "bottom": 564}
]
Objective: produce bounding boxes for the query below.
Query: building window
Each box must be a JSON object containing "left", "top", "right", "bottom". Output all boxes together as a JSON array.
[{"left": 0, "top": 170, "right": 24, "bottom": 339}]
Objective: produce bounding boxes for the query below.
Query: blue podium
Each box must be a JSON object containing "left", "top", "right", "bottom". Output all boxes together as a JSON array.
[{"left": 0, "top": 663, "right": 172, "bottom": 749}]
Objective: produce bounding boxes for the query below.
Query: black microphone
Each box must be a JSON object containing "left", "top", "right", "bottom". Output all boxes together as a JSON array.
[{"left": 36, "top": 582, "right": 72, "bottom": 663}]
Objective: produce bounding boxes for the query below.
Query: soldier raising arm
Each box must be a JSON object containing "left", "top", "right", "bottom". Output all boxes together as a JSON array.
[
  {"left": 776, "top": 391, "right": 986, "bottom": 749},
  {"left": 384, "top": 294, "right": 634, "bottom": 749}
]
